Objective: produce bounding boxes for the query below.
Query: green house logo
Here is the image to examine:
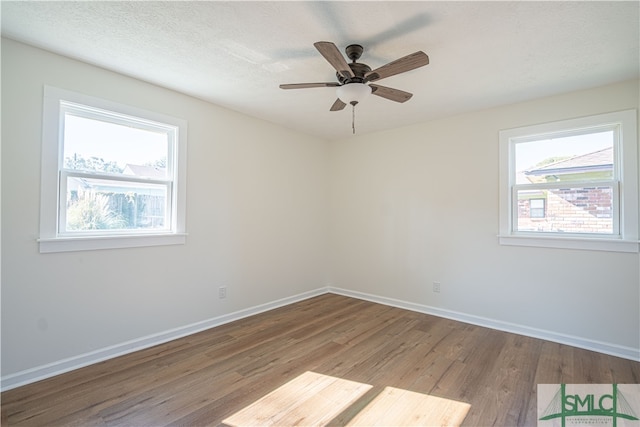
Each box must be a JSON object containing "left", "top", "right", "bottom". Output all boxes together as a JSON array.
[{"left": 539, "top": 384, "right": 639, "bottom": 427}]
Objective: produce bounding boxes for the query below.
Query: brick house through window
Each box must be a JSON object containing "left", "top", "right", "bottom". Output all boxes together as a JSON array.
[{"left": 516, "top": 147, "right": 613, "bottom": 234}]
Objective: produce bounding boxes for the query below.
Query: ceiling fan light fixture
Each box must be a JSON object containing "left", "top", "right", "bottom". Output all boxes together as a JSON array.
[{"left": 336, "top": 83, "right": 371, "bottom": 105}]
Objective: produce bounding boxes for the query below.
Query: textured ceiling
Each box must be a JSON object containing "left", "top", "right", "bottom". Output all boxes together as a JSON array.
[{"left": 2, "top": 1, "right": 639, "bottom": 140}]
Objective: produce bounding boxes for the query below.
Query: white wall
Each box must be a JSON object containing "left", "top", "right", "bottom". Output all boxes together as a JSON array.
[
  {"left": 2, "top": 37, "right": 639, "bottom": 386},
  {"left": 1, "top": 39, "right": 330, "bottom": 377},
  {"left": 329, "top": 79, "right": 640, "bottom": 354}
]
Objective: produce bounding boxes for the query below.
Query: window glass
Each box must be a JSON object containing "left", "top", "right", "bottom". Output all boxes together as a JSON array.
[
  {"left": 63, "top": 175, "right": 169, "bottom": 232},
  {"left": 512, "top": 130, "right": 616, "bottom": 236},
  {"left": 516, "top": 187, "right": 613, "bottom": 233},
  {"left": 63, "top": 113, "right": 169, "bottom": 177},
  {"left": 515, "top": 131, "right": 614, "bottom": 184},
  {"left": 59, "top": 107, "right": 174, "bottom": 235}
]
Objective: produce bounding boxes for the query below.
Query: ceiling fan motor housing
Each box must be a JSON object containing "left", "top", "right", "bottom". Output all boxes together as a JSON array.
[
  {"left": 337, "top": 62, "right": 371, "bottom": 85},
  {"left": 336, "top": 44, "right": 372, "bottom": 85}
]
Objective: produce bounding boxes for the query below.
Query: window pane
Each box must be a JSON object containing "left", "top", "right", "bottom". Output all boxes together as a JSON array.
[
  {"left": 65, "top": 176, "right": 168, "bottom": 232},
  {"left": 63, "top": 113, "right": 169, "bottom": 176},
  {"left": 515, "top": 131, "right": 613, "bottom": 185},
  {"left": 516, "top": 186, "right": 613, "bottom": 234},
  {"left": 529, "top": 198, "right": 545, "bottom": 218}
]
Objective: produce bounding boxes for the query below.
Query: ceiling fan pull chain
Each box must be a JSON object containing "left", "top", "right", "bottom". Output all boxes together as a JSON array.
[{"left": 352, "top": 103, "right": 356, "bottom": 134}]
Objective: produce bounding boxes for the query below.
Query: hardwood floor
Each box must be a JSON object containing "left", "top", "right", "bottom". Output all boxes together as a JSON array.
[{"left": 2, "top": 294, "right": 639, "bottom": 426}]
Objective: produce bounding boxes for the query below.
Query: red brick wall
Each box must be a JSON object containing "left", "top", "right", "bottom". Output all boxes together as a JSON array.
[{"left": 517, "top": 187, "right": 612, "bottom": 233}]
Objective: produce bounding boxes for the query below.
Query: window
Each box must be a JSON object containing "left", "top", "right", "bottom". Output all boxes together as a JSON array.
[
  {"left": 499, "top": 110, "right": 638, "bottom": 252},
  {"left": 529, "top": 198, "right": 546, "bottom": 219},
  {"left": 39, "top": 86, "right": 187, "bottom": 253}
]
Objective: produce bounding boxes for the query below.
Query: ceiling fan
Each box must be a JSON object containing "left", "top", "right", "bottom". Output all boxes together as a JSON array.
[{"left": 280, "top": 42, "right": 429, "bottom": 113}]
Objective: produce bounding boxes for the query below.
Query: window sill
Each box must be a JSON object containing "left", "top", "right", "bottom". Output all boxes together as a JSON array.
[
  {"left": 38, "top": 233, "right": 187, "bottom": 253},
  {"left": 498, "top": 234, "right": 639, "bottom": 253}
]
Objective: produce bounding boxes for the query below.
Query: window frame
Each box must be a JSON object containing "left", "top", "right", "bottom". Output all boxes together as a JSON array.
[
  {"left": 499, "top": 110, "right": 638, "bottom": 253},
  {"left": 39, "top": 86, "right": 188, "bottom": 253}
]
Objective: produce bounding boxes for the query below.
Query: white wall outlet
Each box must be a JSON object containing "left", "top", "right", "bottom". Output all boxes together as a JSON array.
[
  {"left": 218, "top": 286, "right": 227, "bottom": 299},
  {"left": 433, "top": 281, "right": 441, "bottom": 293}
]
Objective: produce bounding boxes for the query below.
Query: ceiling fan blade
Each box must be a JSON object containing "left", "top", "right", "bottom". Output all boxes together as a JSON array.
[
  {"left": 314, "top": 41, "right": 355, "bottom": 79},
  {"left": 280, "top": 82, "right": 340, "bottom": 89},
  {"left": 369, "top": 84, "right": 413, "bottom": 103},
  {"left": 330, "top": 98, "right": 347, "bottom": 111},
  {"left": 365, "top": 51, "right": 429, "bottom": 82}
]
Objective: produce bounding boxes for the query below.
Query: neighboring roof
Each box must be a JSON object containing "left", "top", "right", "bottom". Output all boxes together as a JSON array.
[
  {"left": 123, "top": 164, "right": 166, "bottom": 178},
  {"left": 524, "top": 147, "right": 612, "bottom": 176},
  {"left": 515, "top": 171, "right": 532, "bottom": 185}
]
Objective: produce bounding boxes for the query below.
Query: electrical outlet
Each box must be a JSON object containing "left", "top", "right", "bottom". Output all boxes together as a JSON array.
[
  {"left": 433, "top": 281, "right": 441, "bottom": 293},
  {"left": 218, "top": 286, "right": 227, "bottom": 299}
]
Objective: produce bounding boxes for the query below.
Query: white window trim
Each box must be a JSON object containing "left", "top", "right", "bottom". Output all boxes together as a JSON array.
[
  {"left": 39, "top": 86, "right": 188, "bottom": 253},
  {"left": 499, "top": 110, "right": 638, "bottom": 253}
]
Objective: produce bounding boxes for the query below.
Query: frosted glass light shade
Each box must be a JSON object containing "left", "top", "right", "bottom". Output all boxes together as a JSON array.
[{"left": 336, "top": 83, "right": 372, "bottom": 104}]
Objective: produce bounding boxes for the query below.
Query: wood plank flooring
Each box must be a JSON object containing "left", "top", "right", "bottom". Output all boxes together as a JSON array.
[{"left": 2, "top": 294, "right": 639, "bottom": 426}]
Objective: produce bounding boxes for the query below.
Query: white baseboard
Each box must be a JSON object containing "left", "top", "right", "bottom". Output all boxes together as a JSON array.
[
  {"left": 0, "top": 287, "right": 329, "bottom": 391},
  {"left": 328, "top": 286, "right": 640, "bottom": 362},
  {"left": 4, "top": 286, "right": 638, "bottom": 391}
]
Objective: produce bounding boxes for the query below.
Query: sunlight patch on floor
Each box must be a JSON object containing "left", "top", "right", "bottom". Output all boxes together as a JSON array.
[
  {"left": 346, "top": 386, "right": 471, "bottom": 426},
  {"left": 222, "top": 371, "right": 470, "bottom": 427}
]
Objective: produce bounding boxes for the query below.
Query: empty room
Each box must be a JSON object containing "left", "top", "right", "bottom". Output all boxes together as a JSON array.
[{"left": 1, "top": 1, "right": 639, "bottom": 426}]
